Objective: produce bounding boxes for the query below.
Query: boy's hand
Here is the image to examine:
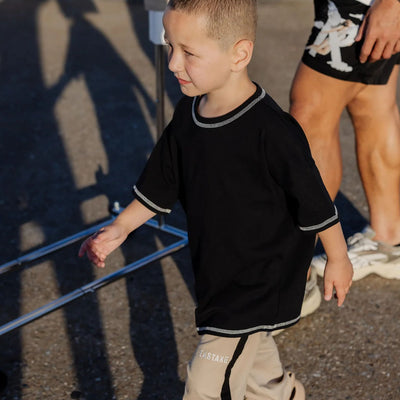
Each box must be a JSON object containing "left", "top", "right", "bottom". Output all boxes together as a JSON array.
[
  {"left": 323, "top": 255, "right": 353, "bottom": 307},
  {"left": 78, "top": 224, "right": 128, "bottom": 268}
]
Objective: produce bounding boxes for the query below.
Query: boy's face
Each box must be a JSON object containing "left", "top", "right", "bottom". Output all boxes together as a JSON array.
[{"left": 163, "top": 8, "right": 234, "bottom": 97}]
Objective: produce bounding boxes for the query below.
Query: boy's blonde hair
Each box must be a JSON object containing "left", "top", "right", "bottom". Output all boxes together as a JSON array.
[{"left": 167, "top": 0, "right": 257, "bottom": 48}]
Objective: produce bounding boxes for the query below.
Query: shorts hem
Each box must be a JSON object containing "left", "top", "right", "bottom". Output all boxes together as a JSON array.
[{"left": 301, "top": 56, "right": 392, "bottom": 85}]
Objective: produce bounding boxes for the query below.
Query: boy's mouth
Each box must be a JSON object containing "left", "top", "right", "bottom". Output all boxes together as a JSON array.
[{"left": 177, "top": 77, "right": 191, "bottom": 85}]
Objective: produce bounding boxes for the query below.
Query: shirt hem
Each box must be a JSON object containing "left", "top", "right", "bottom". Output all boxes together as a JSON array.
[{"left": 196, "top": 315, "right": 300, "bottom": 337}]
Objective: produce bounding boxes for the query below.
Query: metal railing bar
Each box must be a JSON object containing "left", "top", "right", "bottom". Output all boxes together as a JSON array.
[
  {"left": 0, "top": 218, "right": 117, "bottom": 276},
  {"left": 0, "top": 215, "right": 186, "bottom": 276},
  {"left": 0, "top": 234, "right": 188, "bottom": 336}
]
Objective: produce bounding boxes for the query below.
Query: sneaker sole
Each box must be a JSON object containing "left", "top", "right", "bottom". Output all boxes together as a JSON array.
[
  {"left": 300, "top": 282, "right": 321, "bottom": 317},
  {"left": 313, "top": 259, "right": 400, "bottom": 281},
  {"left": 353, "top": 262, "right": 400, "bottom": 281},
  {"left": 311, "top": 258, "right": 326, "bottom": 279}
]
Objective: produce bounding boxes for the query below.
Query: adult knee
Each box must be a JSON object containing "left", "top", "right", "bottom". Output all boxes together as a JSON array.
[
  {"left": 289, "top": 88, "right": 340, "bottom": 143},
  {"left": 289, "top": 91, "right": 319, "bottom": 133},
  {"left": 348, "top": 88, "right": 399, "bottom": 134},
  {"left": 290, "top": 98, "right": 340, "bottom": 157}
]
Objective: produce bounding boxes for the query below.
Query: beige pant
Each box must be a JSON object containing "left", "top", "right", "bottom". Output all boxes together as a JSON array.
[{"left": 183, "top": 332, "right": 295, "bottom": 400}]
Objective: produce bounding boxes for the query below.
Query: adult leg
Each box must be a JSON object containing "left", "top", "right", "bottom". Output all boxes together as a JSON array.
[
  {"left": 347, "top": 66, "right": 400, "bottom": 245},
  {"left": 289, "top": 62, "right": 363, "bottom": 199},
  {"left": 291, "top": 63, "right": 400, "bottom": 280},
  {"left": 288, "top": 62, "right": 362, "bottom": 282}
]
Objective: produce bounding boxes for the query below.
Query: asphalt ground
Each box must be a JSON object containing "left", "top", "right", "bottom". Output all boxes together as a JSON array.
[{"left": 0, "top": 0, "right": 399, "bottom": 399}]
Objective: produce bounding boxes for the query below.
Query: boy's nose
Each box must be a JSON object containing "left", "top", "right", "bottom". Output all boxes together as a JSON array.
[{"left": 168, "top": 51, "right": 182, "bottom": 73}]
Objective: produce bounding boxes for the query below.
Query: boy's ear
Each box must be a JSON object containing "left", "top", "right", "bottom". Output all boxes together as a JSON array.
[{"left": 231, "top": 39, "right": 254, "bottom": 72}]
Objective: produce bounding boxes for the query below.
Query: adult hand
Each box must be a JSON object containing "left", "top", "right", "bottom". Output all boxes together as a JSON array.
[{"left": 355, "top": 0, "right": 400, "bottom": 63}]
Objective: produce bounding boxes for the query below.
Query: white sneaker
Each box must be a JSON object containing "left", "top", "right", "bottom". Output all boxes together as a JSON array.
[
  {"left": 300, "top": 267, "right": 321, "bottom": 317},
  {"left": 312, "top": 226, "right": 400, "bottom": 281}
]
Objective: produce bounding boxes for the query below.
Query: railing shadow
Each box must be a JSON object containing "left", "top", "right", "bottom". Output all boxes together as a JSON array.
[{"left": 0, "top": 1, "right": 193, "bottom": 399}]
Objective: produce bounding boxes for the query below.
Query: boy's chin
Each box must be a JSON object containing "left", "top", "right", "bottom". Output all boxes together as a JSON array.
[{"left": 179, "top": 85, "right": 203, "bottom": 97}]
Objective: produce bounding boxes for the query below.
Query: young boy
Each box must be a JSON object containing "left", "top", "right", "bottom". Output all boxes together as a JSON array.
[{"left": 79, "top": 1, "right": 353, "bottom": 398}]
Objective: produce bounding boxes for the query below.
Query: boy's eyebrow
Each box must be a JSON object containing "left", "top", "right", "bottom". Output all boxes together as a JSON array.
[{"left": 163, "top": 35, "right": 197, "bottom": 53}]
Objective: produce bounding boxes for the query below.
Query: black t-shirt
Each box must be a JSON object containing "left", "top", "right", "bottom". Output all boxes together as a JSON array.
[{"left": 134, "top": 84, "right": 338, "bottom": 336}]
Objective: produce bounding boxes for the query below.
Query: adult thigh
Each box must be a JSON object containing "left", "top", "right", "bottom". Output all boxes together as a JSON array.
[
  {"left": 290, "top": 63, "right": 362, "bottom": 141},
  {"left": 289, "top": 62, "right": 363, "bottom": 198}
]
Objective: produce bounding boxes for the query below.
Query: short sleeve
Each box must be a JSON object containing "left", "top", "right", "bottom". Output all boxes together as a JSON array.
[
  {"left": 134, "top": 124, "right": 180, "bottom": 214},
  {"left": 265, "top": 113, "right": 339, "bottom": 234}
]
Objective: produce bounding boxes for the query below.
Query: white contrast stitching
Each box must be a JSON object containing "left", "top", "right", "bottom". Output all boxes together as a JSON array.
[{"left": 133, "top": 185, "right": 172, "bottom": 214}]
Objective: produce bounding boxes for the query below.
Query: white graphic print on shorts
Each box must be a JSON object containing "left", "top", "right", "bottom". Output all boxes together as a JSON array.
[{"left": 307, "top": 0, "right": 367, "bottom": 72}]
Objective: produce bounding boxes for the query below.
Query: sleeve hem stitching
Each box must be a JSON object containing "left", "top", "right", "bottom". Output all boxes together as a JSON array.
[{"left": 133, "top": 185, "right": 172, "bottom": 214}]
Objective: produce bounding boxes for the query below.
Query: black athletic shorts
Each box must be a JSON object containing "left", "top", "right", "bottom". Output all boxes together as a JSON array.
[{"left": 301, "top": 0, "right": 400, "bottom": 84}]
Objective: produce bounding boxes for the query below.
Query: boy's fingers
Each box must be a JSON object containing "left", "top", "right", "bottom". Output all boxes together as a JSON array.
[
  {"left": 85, "top": 247, "right": 96, "bottom": 262},
  {"left": 335, "top": 288, "right": 346, "bottom": 307},
  {"left": 78, "top": 240, "right": 89, "bottom": 257},
  {"left": 335, "top": 280, "right": 353, "bottom": 306},
  {"left": 79, "top": 227, "right": 115, "bottom": 267},
  {"left": 78, "top": 238, "right": 98, "bottom": 258},
  {"left": 324, "top": 279, "right": 333, "bottom": 301},
  {"left": 87, "top": 250, "right": 104, "bottom": 268},
  {"left": 95, "top": 251, "right": 107, "bottom": 263},
  {"left": 92, "top": 227, "right": 107, "bottom": 242},
  {"left": 78, "top": 245, "right": 85, "bottom": 258}
]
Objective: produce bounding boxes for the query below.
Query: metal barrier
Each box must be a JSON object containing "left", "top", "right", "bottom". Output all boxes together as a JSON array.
[
  {"left": 0, "top": 213, "right": 188, "bottom": 336},
  {"left": 0, "top": 31, "right": 189, "bottom": 336},
  {"left": 0, "top": 216, "right": 117, "bottom": 277}
]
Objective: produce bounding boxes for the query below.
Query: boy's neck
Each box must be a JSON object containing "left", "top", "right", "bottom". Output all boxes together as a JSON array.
[{"left": 198, "top": 77, "right": 256, "bottom": 119}]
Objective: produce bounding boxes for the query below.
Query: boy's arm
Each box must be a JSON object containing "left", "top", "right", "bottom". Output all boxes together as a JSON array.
[
  {"left": 78, "top": 199, "right": 156, "bottom": 268},
  {"left": 318, "top": 222, "right": 353, "bottom": 307}
]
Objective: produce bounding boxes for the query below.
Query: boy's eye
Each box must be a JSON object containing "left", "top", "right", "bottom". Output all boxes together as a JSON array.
[{"left": 184, "top": 50, "right": 194, "bottom": 57}]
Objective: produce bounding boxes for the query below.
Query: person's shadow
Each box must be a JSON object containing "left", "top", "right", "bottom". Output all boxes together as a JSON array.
[
  {"left": 42, "top": 0, "right": 196, "bottom": 398},
  {"left": 0, "top": 0, "right": 194, "bottom": 399}
]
